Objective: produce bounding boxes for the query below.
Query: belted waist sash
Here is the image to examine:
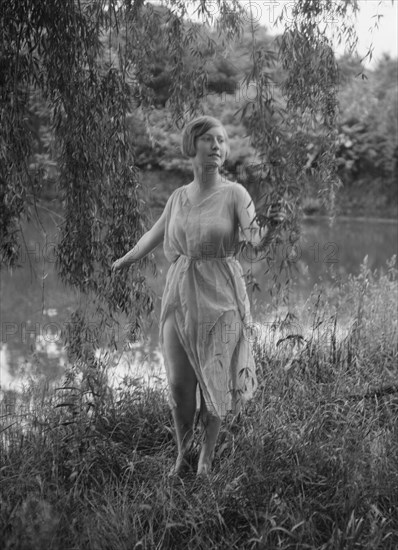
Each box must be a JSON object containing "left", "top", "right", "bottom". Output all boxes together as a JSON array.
[{"left": 173, "top": 254, "right": 237, "bottom": 264}]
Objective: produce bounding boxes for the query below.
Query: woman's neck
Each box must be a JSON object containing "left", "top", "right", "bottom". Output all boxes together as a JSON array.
[{"left": 191, "top": 164, "right": 222, "bottom": 190}]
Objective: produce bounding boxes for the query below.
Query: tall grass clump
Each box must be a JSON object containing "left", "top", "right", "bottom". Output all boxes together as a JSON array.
[{"left": 1, "top": 257, "right": 397, "bottom": 549}]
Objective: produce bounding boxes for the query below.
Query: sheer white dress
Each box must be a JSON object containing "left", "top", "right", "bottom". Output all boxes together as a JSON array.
[{"left": 159, "top": 182, "right": 258, "bottom": 419}]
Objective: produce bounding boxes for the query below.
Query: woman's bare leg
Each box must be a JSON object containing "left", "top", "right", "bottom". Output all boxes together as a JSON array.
[
  {"left": 163, "top": 313, "right": 197, "bottom": 475},
  {"left": 197, "top": 395, "right": 221, "bottom": 476}
]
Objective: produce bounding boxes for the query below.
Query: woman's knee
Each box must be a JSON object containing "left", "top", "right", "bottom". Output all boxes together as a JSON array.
[{"left": 168, "top": 378, "right": 195, "bottom": 403}]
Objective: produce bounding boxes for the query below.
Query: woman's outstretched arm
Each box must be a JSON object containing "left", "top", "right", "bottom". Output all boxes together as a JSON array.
[{"left": 112, "top": 208, "right": 167, "bottom": 271}]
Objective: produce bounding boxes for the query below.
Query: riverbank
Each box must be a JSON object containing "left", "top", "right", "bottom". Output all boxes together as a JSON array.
[
  {"left": 332, "top": 176, "right": 397, "bottom": 219},
  {"left": 1, "top": 263, "right": 397, "bottom": 549}
]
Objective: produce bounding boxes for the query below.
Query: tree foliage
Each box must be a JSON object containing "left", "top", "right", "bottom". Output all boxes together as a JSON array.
[
  {"left": 2, "top": 0, "right": 383, "bottom": 355},
  {"left": 336, "top": 55, "right": 398, "bottom": 186}
]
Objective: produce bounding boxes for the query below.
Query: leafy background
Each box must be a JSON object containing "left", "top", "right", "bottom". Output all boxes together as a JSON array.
[
  {"left": 1, "top": 3, "right": 397, "bottom": 548},
  {"left": 1, "top": 0, "right": 397, "bottom": 355},
  {"left": 21, "top": 8, "right": 398, "bottom": 216}
]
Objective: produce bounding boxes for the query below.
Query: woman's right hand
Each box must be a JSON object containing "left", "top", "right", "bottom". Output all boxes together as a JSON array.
[{"left": 111, "top": 258, "right": 124, "bottom": 272}]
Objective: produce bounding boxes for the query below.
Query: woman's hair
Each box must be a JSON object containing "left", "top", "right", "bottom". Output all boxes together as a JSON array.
[{"left": 181, "top": 116, "right": 230, "bottom": 158}]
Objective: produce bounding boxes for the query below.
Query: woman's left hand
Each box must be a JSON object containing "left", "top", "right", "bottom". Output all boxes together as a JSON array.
[{"left": 267, "top": 202, "right": 287, "bottom": 226}]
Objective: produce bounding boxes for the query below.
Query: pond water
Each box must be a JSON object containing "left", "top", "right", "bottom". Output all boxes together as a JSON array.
[{"left": 1, "top": 206, "right": 397, "bottom": 391}]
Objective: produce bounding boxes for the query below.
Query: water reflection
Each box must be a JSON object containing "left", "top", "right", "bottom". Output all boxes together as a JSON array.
[{"left": 101, "top": 344, "right": 167, "bottom": 389}]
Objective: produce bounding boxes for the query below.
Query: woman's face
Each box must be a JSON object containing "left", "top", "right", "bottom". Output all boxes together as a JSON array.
[{"left": 193, "top": 125, "right": 228, "bottom": 170}]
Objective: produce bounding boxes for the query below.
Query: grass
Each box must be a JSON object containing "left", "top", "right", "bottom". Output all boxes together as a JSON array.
[{"left": 1, "top": 257, "right": 397, "bottom": 549}]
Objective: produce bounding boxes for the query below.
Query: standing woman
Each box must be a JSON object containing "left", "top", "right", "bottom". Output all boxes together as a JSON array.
[{"left": 112, "top": 116, "right": 280, "bottom": 477}]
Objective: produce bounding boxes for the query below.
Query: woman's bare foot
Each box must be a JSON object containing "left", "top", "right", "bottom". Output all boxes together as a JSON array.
[
  {"left": 196, "top": 412, "right": 220, "bottom": 477},
  {"left": 196, "top": 460, "right": 212, "bottom": 477},
  {"left": 169, "top": 453, "right": 193, "bottom": 478}
]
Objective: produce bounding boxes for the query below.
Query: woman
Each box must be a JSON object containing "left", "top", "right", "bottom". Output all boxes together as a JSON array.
[{"left": 112, "top": 116, "right": 282, "bottom": 477}]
